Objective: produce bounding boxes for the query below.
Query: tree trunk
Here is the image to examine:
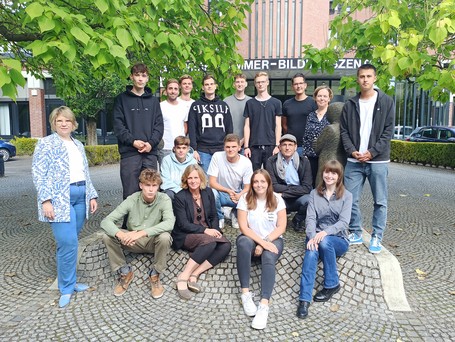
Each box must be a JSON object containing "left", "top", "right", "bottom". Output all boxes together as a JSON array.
[{"left": 86, "top": 119, "right": 98, "bottom": 146}]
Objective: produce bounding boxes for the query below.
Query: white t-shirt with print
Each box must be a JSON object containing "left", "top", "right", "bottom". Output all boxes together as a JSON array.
[{"left": 236, "top": 193, "right": 286, "bottom": 239}]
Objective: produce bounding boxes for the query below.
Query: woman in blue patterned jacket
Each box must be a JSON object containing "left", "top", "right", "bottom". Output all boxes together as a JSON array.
[{"left": 32, "top": 106, "right": 98, "bottom": 308}]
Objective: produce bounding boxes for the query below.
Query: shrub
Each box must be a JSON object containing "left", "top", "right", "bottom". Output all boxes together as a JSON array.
[
  {"left": 10, "top": 136, "right": 38, "bottom": 156},
  {"left": 391, "top": 140, "right": 455, "bottom": 169},
  {"left": 84, "top": 145, "right": 120, "bottom": 166}
]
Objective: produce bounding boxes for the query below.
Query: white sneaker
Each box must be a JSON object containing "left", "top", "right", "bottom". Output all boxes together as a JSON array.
[
  {"left": 219, "top": 219, "right": 225, "bottom": 229},
  {"left": 241, "top": 292, "right": 257, "bottom": 317},
  {"left": 230, "top": 212, "right": 239, "bottom": 229},
  {"left": 222, "top": 207, "right": 232, "bottom": 219},
  {"left": 251, "top": 303, "right": 269, "bottom": 330}
]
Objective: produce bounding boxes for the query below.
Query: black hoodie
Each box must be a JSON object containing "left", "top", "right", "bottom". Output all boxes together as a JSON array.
[
  {"left": 187, "top": 94, "right": 233, "bottom": 154},
  {"left": 113, "top": 85, "right": 164, "bottom": 158}
]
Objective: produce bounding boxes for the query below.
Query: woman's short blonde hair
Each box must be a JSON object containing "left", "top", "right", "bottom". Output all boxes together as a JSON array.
[
  {"left": 181, "top": 164, "right": 207, "bottom": 190},
  {"left": 49, "top": 106, "right": 78, "bottom": 132},
  {"left": 313, "top": 85, "right": 334, "bottom": 101}
]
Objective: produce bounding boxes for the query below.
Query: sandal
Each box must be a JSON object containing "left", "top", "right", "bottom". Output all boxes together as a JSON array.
[
  {"left": 188, "top": 275, "right": 202, "bottom": 293},
  {"left": 175, "top": 279, "right": 193, "bottom": 300}
]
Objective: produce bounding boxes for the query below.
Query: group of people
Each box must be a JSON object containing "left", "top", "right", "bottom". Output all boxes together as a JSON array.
[{"left": 31, "top": 63, "right": 395, "bottom": 330}]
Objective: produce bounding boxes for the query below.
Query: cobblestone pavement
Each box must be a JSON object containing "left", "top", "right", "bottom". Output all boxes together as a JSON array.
[{"left": 0, "top": 157, "right": 454, "bottom": 341}]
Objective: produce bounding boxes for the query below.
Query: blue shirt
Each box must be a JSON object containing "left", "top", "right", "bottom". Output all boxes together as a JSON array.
[{"left": 283, "top": 156, "right": 300, "bottom": 185}]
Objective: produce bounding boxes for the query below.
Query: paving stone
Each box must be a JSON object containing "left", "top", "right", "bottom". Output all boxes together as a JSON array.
[{"left": 1, "top": 158, "right": 454, "bottom": 340}]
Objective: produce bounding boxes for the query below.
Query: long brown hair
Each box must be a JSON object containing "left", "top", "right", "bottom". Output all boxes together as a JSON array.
[
  {"left": 316, "top": 160, "right": 345, "bottom": 199},
  {"left": 246, "top": 169, "right": 277, "bottom": 211}
]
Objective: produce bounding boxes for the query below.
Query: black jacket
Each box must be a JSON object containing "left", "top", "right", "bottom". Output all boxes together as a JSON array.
[
  {"left": 171, "top": 188, "right": 219, "bottom": 250},
  {"left": 265, "top": 153, "right": 312, "bottom": 199},
  {"left": 340, "top": 89, "right": 395, "bottom": 161},
  {"left": 113, "top": 85, "right": 164, "bottom": 158}
]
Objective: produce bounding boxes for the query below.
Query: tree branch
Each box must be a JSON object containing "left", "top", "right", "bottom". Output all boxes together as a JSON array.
[{"left": 0, "top": 25, "right": 42, "bottom": 42}]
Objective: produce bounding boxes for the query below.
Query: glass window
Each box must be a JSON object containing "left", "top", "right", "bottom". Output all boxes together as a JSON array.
[
  {"left": 271, "top": 80, "right": 285, "bottom": 95},
  {"left": 18, "top": 102, "right": 30, "bottom": 136},
  {"left": 0, "top": 104, "right": 11, "bottom": 135}
]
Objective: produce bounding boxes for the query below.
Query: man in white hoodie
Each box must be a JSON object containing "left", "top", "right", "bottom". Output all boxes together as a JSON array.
[{"left": 160, "top": 136, "right": 197, "bottom": 200}]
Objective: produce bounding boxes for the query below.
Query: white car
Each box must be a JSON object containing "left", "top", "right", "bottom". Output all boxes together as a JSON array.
[{"left": 393, "top": 125, "right": 413, "bottom": 140}]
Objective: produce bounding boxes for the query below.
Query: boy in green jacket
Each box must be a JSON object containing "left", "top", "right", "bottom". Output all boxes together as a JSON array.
[{"left": 101, "top": 168, "right": 175, "bottom": 299}]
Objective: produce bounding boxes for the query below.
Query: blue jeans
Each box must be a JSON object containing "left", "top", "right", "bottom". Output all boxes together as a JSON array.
[
  {"left": 50, "top": 184, "right": 87, "bottom": 295},
  {"left": 212, "top": 189, "right": 238, "bottom": 220},
  {"left": 198, "top": 151, "right": 213, "bottom": 174},
  {"left": 236, "top": 235, "right": 284, "bottom": 300},
  {"left": 284, "top": 194, "right": 310, "bottom": 222},
  {"left": 299, "top": 235, "right": 348, "bottom": 302},
  {"left": 344, "top": 161, "right": 389, "bottom": 241}
]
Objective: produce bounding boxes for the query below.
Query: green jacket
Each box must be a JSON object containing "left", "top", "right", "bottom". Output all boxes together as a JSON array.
[{"left": 101, "top": 191, "right": 175, "bottom": 237}]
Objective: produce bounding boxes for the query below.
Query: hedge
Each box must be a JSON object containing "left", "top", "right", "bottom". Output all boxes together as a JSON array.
[
  {"left": 390, "top": 140, "right": 455, "bottom": 169},
  {"left": 10, "top": 137, "right": 120, "bottom": 166}
]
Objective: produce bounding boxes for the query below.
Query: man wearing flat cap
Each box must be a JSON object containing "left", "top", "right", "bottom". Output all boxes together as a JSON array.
[{"left": 265, "top": 134, "right": 312, "bottom": 232}]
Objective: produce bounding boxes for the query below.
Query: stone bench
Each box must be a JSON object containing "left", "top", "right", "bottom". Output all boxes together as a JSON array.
[{"left": 52, "top": 227, "right": 394, "bottom": 310}]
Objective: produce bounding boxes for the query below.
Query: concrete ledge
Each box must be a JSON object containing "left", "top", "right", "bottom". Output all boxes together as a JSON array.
[
  {"left": 361, "top": 230, "right": 412, "bottom": 312},
  {"left": 49, "top": 227, "right": 410, "bottom": 314}
]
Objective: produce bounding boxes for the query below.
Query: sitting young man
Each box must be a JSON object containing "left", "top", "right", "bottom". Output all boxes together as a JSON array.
[
  {"left": 208, "top": 134, "right": 253, "bottom": 229},
  {"left": 160, "top": 135, "right": 197, "bottom": 200},
  {"left": 265, "top": 134, "right": 312, "bottom": 232},
  {"left": 101, "top": 168, "right": 175, "bottom": 298}
]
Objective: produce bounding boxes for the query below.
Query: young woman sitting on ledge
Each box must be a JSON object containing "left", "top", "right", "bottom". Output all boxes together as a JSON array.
[{"left": 296, "top": 160, "right": 352, "bottom": 319}]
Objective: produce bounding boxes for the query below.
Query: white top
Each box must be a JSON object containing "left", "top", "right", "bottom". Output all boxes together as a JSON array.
[
  {"left": 178, "top": 97, "right": 195, "bottom": 115},
  {"left": 358, "top": 92, "right": 377, "bottom": 154},
  {"left": 207, "top": 151, "right": 253, "bottom": 192},
  {"left": 160, "top": 100, "right": 189, "bottom": 150},
  {"left": 237, "top": 192, "right": 286, "bottom": 239},
  {"left": 63, "top": 139, "right": 85, "bottom": 183}
]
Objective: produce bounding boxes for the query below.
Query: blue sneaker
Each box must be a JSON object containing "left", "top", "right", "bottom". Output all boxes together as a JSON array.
[
  {"left": 59, "top": 294, "right": 71, "bottom": 308},
  {"left": 74, "top": 283, "right": 90, "bottom": 292},
  {"left": 369, "top": 236, "right": 382, "bottom": 254},
  {"left": 348, "top": 233, "right": 363, "bottom": 245}
]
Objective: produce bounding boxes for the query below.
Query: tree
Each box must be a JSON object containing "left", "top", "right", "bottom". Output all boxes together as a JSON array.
[
  {"left": 303, "top": 0, "right": 455, "bottom": 102},
  {"left": 63, "top": 65, "right": 126, "bottom": 146},
  {"left": 0, "top": 0, "right": 252, "bottom": 100}
]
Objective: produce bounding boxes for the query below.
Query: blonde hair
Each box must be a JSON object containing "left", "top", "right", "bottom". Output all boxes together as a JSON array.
[
  {"left": 181, "top": 164, "right": 207, "bottom": 190},
  {"left": 313, "top": 85, "right": 334, "bottom": 101},
  {"left": 254, "top": 72, "right": 269, "bottom": 81},
  {"left": 49, "top": 106, "right": 78, "bottom": 132}
]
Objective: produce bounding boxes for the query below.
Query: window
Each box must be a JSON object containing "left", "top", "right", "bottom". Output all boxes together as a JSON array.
[{"left": 421, "top": 128, "right": 436, "bottom": 139}]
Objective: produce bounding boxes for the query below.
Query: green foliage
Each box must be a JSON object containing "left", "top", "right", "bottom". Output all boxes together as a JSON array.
[
  {"left": 0, "top": 0, "right": 253, "bottom": 100},
  {"left": 303, "top": 0, "right": 455, "bottom": 102},
  {"left": 391, "top": 140, "right": 455, "bottom": 169},
  {"left": 10, "top": 137, "right": 38, "bottom": 156},
  {"left": 84, "top": 145, "right": 120, "bottom": 166}
]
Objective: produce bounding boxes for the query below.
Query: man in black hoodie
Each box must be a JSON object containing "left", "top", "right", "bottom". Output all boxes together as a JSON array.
[
  {"left": 114, "top": 63, "right": 164, "bottom": 199},
  {"left": 188, "top": 74, "right": 233, "bottom": 173}
]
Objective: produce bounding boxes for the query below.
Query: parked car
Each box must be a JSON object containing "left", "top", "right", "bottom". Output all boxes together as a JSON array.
[
  {"left": 393, "top": 125, "right": 413, "bottom": 139},
  {"left": 0, "top": 140, "right": 17, "bottom": 161},
  {"left": 407, "top": 126, "right": 455, "bottom": 143}
]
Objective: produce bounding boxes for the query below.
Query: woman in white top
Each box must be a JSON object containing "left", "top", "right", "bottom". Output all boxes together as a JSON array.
[
  {"left": 32, "top": 106, "right": 98, "bottom": 308},
  {"left": 236, "top": 169, "right": 287, "bottom": 330}
]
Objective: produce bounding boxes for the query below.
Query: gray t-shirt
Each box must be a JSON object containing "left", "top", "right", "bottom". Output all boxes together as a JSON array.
[{"left": 224, "top": 94, "right": 252, "bottom": 140}]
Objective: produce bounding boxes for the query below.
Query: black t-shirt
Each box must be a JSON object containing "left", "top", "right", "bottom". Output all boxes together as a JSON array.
[
  {"left": 282, "top": 97, "right": 317, "bottom": 144},
  {"left": 244, "top": 97, "right": 282, "bottom": 146}
]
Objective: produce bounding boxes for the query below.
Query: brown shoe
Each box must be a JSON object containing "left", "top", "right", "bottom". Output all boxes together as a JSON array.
[
  {"left": 113, "top": 271, "right": 134, "bottom": 296},
  {"left": 150, "top": 273, "right": 164, "bottom": 299}
]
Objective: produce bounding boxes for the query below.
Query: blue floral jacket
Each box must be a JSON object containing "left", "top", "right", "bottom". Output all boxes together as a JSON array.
[{"left": 32, "top": 133, "right": 98, "bottom": 222}]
